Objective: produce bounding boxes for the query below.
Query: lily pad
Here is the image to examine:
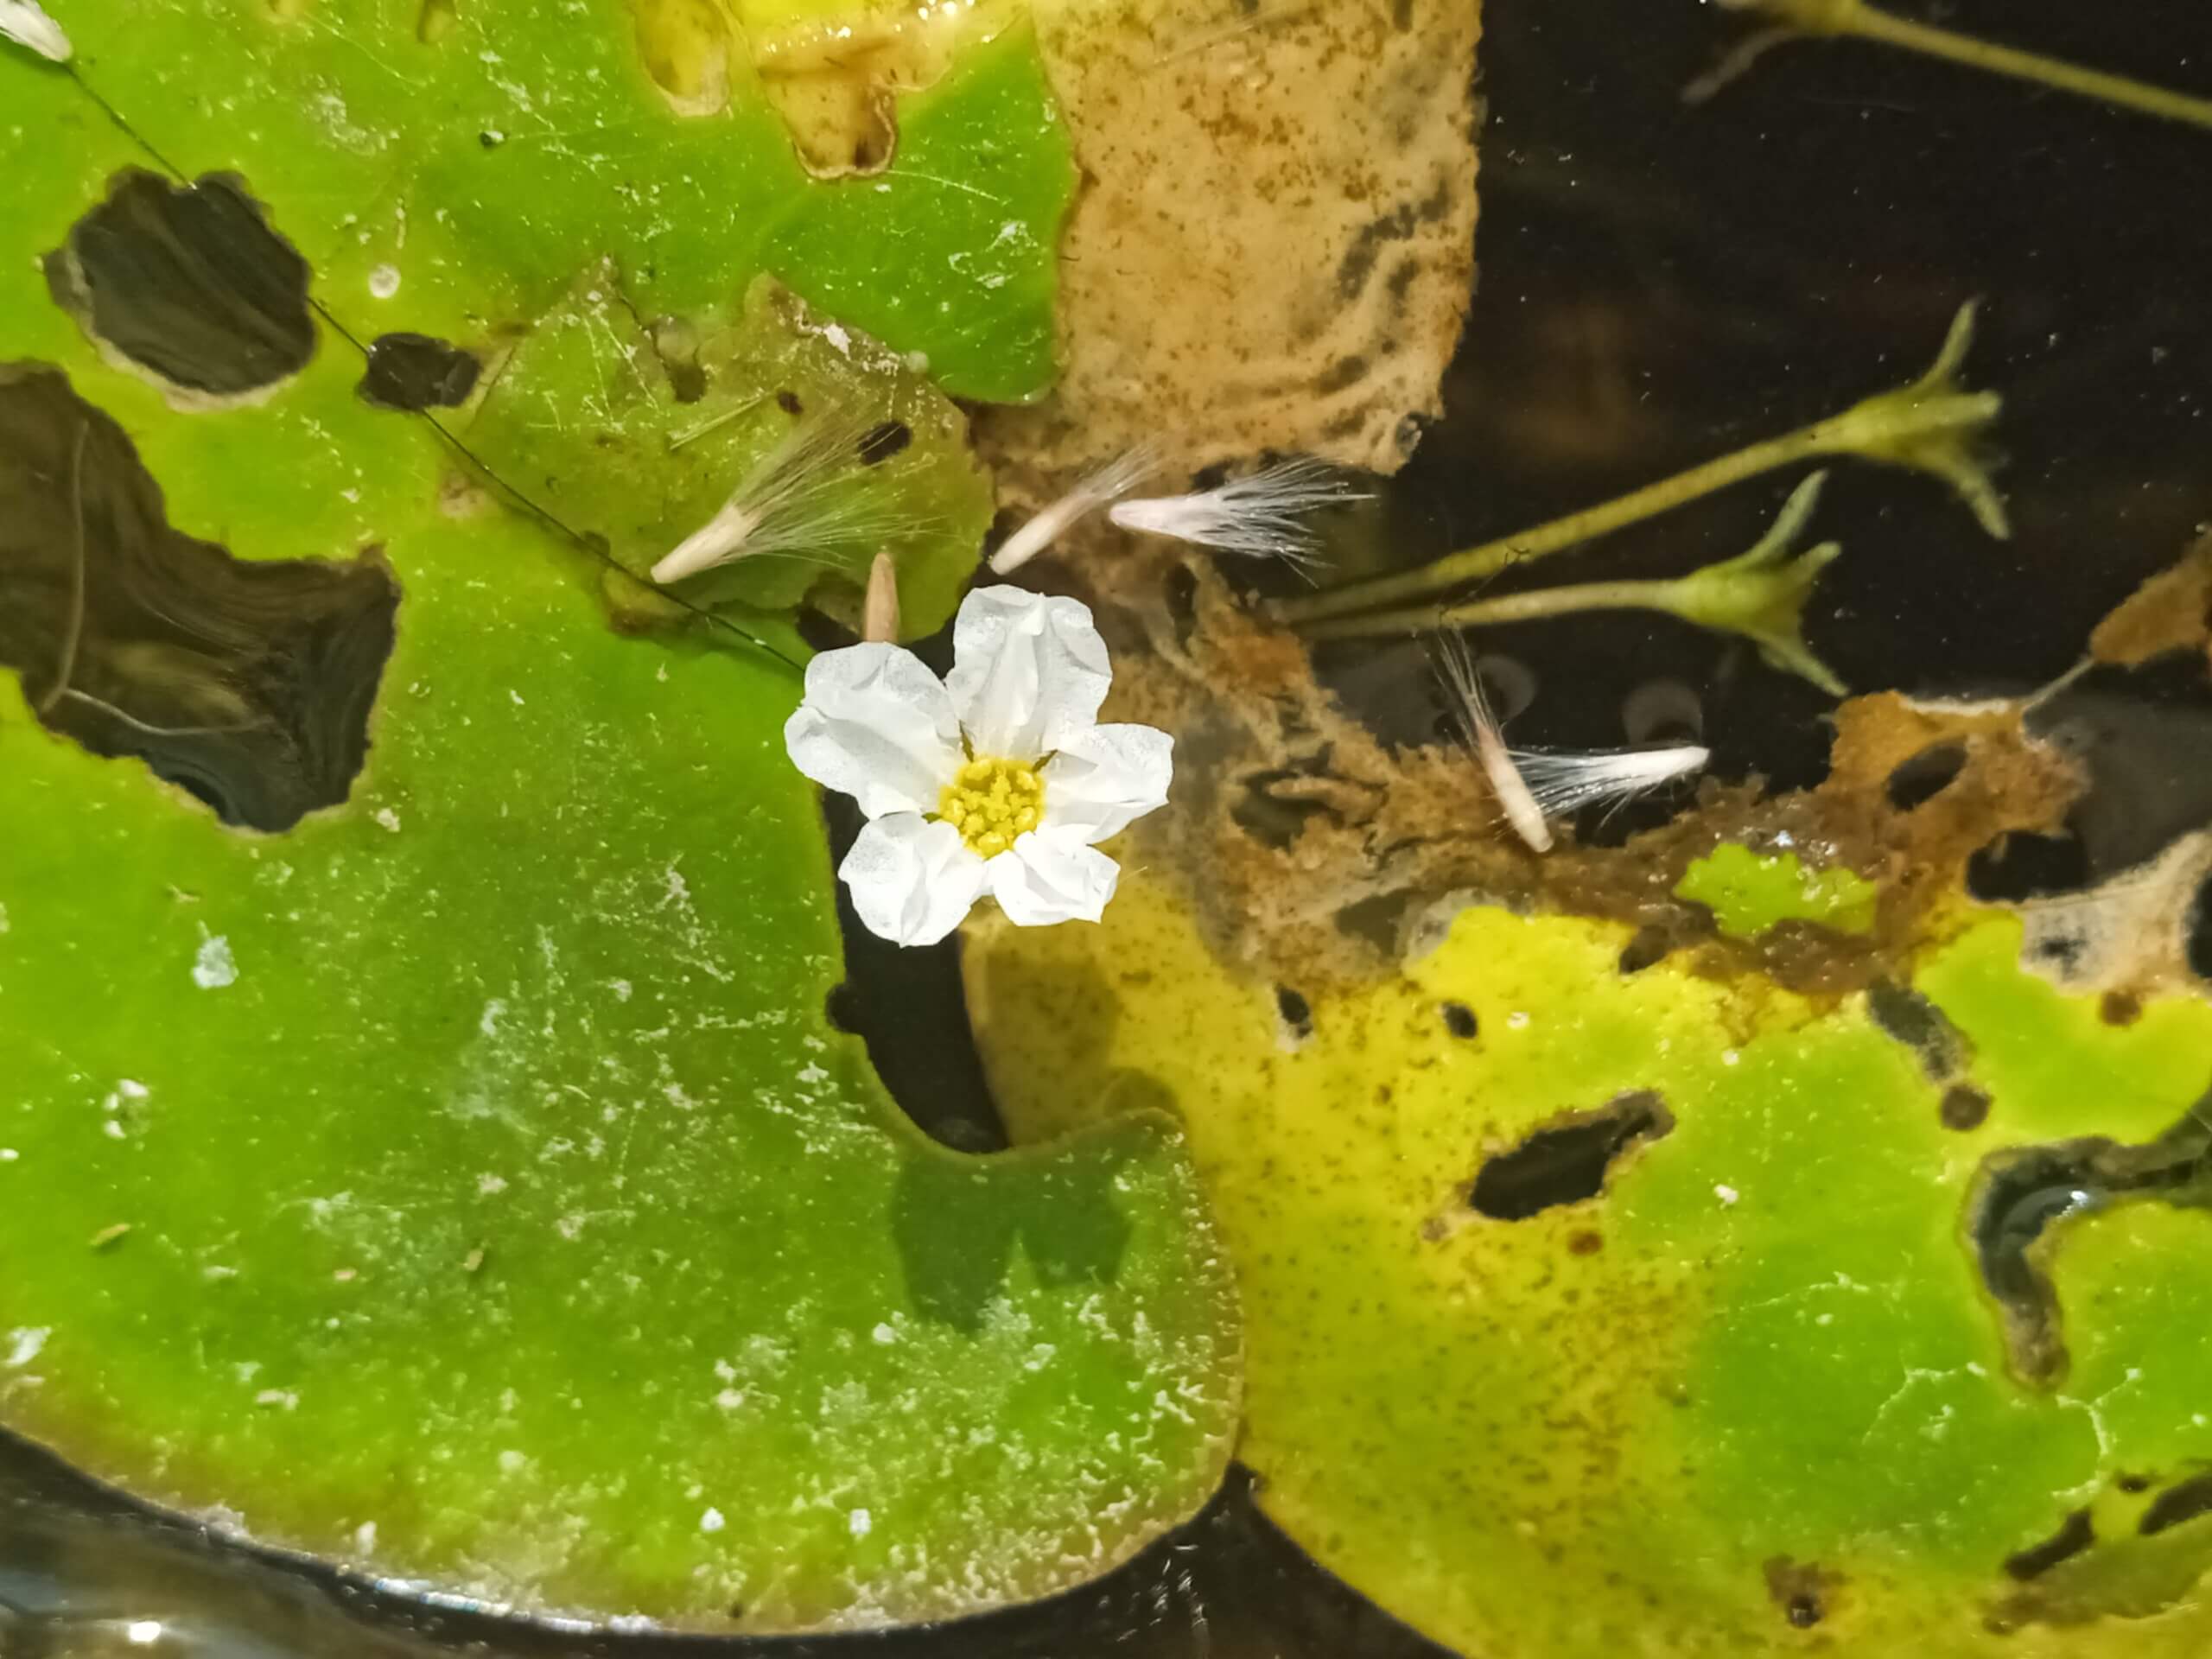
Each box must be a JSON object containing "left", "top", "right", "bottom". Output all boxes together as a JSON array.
[
  {"left": 5, "top": 0, "right": 1072, "bottom": 403},
  {"left": 965, "top": 871, "right": 2212, "bottom": 1656},
  {"left": 0, "top": 363, "right": 1238, "bottom": 1630},
  {"left": 0, "top": 2, "right": 1239, "bottom": 1630}
]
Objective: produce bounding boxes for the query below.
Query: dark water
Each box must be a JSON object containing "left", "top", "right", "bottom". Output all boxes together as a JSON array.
[{"left": 11, "top": 0, "right": 2212, "bottom": 1654}]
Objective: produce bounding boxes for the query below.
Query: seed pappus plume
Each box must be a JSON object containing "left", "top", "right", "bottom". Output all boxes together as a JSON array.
[
  {"left": 1431, "top": 632, "right": 1708, "bottom": 852},
  {"left": 652, "top": 405, "right": 931, "bottom": 586},
  {"left": 1109, "top": 455, "right": 1367, "bottom": 577}
]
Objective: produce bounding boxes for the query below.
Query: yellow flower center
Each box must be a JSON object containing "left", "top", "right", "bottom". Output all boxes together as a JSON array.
[{"left": 938, "top": 756, "right": 1045, "bottom": 859}]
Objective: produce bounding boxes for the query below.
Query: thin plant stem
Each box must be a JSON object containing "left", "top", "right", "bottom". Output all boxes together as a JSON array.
[
  {"left": 1279, "top": 301, "right": 1999, "bottom": 626},
  {"left": 1710, "top": 0, "right": 2212, "bottom": 133},
  {"left": 1304, "top": 579, "right": 1683, "bottom": 642},
  {"left": 1303, "top": 472, "right": 1850, "bottom": 695}
]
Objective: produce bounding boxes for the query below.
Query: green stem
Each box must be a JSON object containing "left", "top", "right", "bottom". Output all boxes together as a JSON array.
[
  {"left": 1283, "top": 297, "right": 1999, "bottom": 627},
  {"left": 1843, "top": 3, "right": 2212, "bottom": 132},
  {"left": 1300, "top": 578, "right": 1683, "bottom": 643},
  {"left": 1278, "top": 429, "right": 1820, "bottom": 624}
]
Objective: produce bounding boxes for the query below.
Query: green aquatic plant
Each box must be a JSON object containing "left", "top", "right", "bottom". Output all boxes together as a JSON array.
[
  {"left": 1302, "top": 470, "right": 1849, "bottom": 695},
  {"left": 0, "top": 0, "right": 1243, "bottom": 1633},
  {"left": 967, "top": 871, "right": 2212, "bottom": 1659},
  {"left": 1280, "top": 301, "right": 2003, "bottom": 627},
  {"left": 1675, "top": 842, "right": 1879, "bottom": 937},
  {"left": 1693, "top": 0, "right": 2212, "bottom": 134}
]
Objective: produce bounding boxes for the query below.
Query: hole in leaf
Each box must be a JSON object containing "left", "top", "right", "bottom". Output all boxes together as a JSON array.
[
  {"left": 1275, "top": 986, "right": 1314, "bottom": 1042},
  {"left": 0, "top": 365, "right": 397, "bottom": 832},
  {"left": 2005, "top": 1509, "right": 2096, "bottom": 1581},
  {"left": 1762, "top": 1557, "right": 1840, "bottom": 1629},
  {"left": 1616, "top": 927, "right": 1671, "bottom": 975},
  {"left": 1885, "top": 740, "right": 1967, "bottom": 812},
  {"left": 856, "top": 420, "right": 912, "bottom": 467},
  {"left": 1469, "top": 1090, "right": 1674, "bottom": 1222},
  {"left": 2141, "top": 1471, "right": 2212, "bottom": 1537},
  {"left": 46, "top": 171, "right": 315, "bottom": 406},
  {"left": 1439, "top": 1001, "right": 1478, "bottom": 1039},
  {"left": 358, "top": 333, "right": 481, "bottom": 412},
  {"left": 1940, "top": 1084, "right": 1993, "bottom": 1132},
  {"left": 1967, "top": 1099, "right": 2212, "bottom": 1388}
]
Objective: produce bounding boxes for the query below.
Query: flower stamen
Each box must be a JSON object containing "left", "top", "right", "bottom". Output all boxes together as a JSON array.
[{"left": 938, "top": 756, "right": 1046, "bottom": 859}]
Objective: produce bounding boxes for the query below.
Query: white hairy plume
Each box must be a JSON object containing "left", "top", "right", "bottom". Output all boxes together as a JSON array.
[
  {"left": 653, "top": 407, "right": 926, "bottom": 586},
  {"left": 1433, "top": 632, "right": 1708, "bottom": 852},
  {"left": 1109, "top": 456, "right": 1365, "bottom": 575}
]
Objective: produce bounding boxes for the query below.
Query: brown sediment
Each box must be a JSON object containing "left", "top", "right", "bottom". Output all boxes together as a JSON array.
[
  {"left": 2089, "top": 532, "right": 2212, "bottom": 669},
  {"left": 1067, "top": 541, "right": 2082, "bottom": 1003},
  {"left": 979, "top": 0, "right": 1483, "bottom": 493}
]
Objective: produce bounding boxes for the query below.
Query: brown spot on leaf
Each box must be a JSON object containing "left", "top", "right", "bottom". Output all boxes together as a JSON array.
[{"left": 1762, "top": 1555, "right": 1842, "bottom": 1628}]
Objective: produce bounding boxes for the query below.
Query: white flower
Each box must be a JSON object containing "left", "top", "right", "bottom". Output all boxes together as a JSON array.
[
  {"left": 1, "top": 0, "right": 71, "bottom": 60},
  {"left": 785, "top": 586, "right": 1173, "bottom": 947}
]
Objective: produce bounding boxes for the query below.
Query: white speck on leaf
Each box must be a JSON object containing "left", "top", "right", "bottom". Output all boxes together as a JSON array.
[
  {"left": 849, "top": 1508, "right": 872, "bottom": 1537},
  {"left": 368, "top": 264, "right": 401, "bottom": 298},
  {"left": 193, "top": 932, "right": 238, "bottom": 989},
  {"left": 700, "top": 1507, "right": 725, "bottom": 1533},
  {"left": 4, "top": 1328, "right": 48, "bottom": 1367},
  {"left": 373, "top": 808, "right": 402, "bottom": 833}
]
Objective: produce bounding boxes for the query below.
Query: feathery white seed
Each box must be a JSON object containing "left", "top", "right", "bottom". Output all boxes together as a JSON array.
[
  {"left": 989, "top": 444, "right": 1160, "bottom": 575},
  {"left": 1514, "top": 744, "right": 1710, "bottom": 818},
  {"left": 1433, "top": 633, "right": 1707, "bottom": 851},
  {"left": 653, "top": 407, "right": 929, "bottom": 586},
  {"left": 1109, "top": 456, "right": 1364, "bottom": 574},
  {"left": 1433, "top": 632, "right": 1552, "bottom": 853},
  {"left": 1, "top": 0, "right": 70, "bottom": 60}
]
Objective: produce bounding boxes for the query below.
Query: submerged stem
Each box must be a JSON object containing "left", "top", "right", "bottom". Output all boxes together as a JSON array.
[
  {"left": 1704, "top": 0, "right": 2212, "bottom": 132},
  {"left": 1279, "top": 301, "right": 2001, "bottom": 626},
  {"left": 1305, "top": 474, "right": 1849, "bottom": 695}
]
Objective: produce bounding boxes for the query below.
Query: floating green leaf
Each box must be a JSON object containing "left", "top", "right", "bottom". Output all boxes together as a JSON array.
[
  {"left": 967, "top": 876, "right": 2212, "bottom": 1656},
  {"left": 1675, "top": 842, "right": 1878, "bottom": 938},
  {"left": 0, "top": 399, "right": 1237, "bottom": 1630},
  {"left": 5, "top": 0, "right": 1072, "bottom": 403},
  {"left": 0, "top": 4, "right": 1236, "bottom": 1630}
]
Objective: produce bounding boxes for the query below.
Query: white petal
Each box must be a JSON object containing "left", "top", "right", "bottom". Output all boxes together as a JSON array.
[
  {"left": 785, "top": 644, "right": 963, "bottom": 819},
  {"left": 839, "top": 816, "right": 987, "bottom": 948},
  {"left": 986, "top": 829, "right": 1119, "bottom": 928},
  {"left": 944, "top": 585, "right": 1110, "bottom": 760},
  {"left": 1, "top": 0, "right": 71, "bottom": 60},
  {"left": 1041, "top": 723, "right": 1173, "bottom": 845}
]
